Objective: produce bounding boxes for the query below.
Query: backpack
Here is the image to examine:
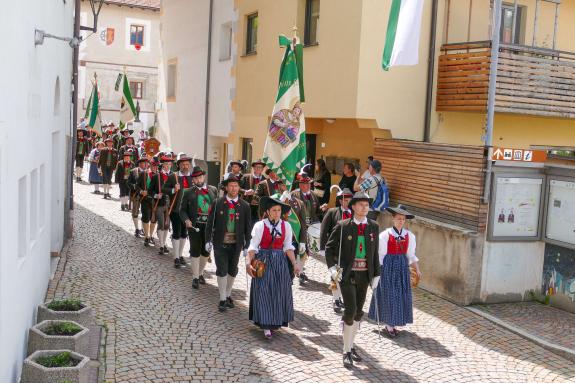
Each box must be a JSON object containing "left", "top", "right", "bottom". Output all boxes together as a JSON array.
[{"left": 371, "top": 177, "right": 389, "bottom": 212}]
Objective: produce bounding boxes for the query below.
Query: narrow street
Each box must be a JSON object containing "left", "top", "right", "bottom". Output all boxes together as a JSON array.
[{"left": 45, "top": 176, "right": 575, "bottom": 383}]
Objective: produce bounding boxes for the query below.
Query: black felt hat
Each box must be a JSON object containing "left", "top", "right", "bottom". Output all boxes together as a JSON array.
[
  {"left": 349, "top": 191, "right": 372, "bottom": 207},
  {"left": 386, "top": 204, "right": 415, "bottom": 219},
  {"left": 260, "top": 196, "right": 291, "bottom": 215}
]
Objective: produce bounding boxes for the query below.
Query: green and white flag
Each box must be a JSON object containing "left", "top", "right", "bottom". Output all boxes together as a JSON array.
[
  {"left": 262, "top": 35, "right": 306, "bottom": 190},
  {"left": 84, "top": 87, "right": 93, "bottom": 120},
  {"left": 88, "top": 80, "right": 101, "bottom": 134},
  {"left": 119, "top": 73, "right": 137, "bottom": 125},
  {"left": 382, "top": 0, "right": 424, "bottom": 71}
]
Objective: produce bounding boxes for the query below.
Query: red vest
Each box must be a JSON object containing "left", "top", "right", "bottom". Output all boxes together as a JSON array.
[
  {"left": 260, "top": 221, "right": 286, "bottom": 250},
  {"left": 387, "top": 232, "right": 409, "bottom": 255}
]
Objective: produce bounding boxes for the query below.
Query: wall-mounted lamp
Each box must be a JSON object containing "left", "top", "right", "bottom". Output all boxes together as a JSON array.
[
  {"left": 325, "top": 118, "right": 336, "bottom": 124},
  {"left": 35, "top": 29, "right": 82, "bottom": 48}
]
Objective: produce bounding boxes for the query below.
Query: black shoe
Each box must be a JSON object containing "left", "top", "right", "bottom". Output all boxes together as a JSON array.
[
  {"left": 149, "top": 238, "right": 156, "bottom": 247},
  {"left": 218, "top": 300, "right": 227, "bottom": 312},
  {"left": 76, "top": 177, "right": 81, "bottom": 182},
  {"left": 144, "top": 238, "right": 149, "bottom": 247},
  {"left": 103, "top": 194, "right": 108, "bottom": 199},
  {"left": 350, "top": 348, "right": 362, "bottom": 362},
  {"left": 343, "top": 352, "right": 353, "bottom": 368},
  {"left": 299, "top": 274, "right": 306, "bottom": 285},
  {"left": 226, "top": 297, "right": 234, "bottom": 308},
  {"left": 301, "top": 273, "right": 309, "bottom": 282},
  {"left": 179, "top": 257, "right": 187, "bottom": 267},
  {"left": 192, "top": 279, "right": 199, "bottom": 289},
  {"left": 138, "top": 229, "right": 145, "bottom": 237},
  {"left": 135, "top": 230, "right": 143, "bottom": 238},
  {"left": 158, "top": 246, "right": 165, "bottom": 255},
  {"left": 333, "top": 300, "right": 342, "bottom": 314},
  {"left": 120, "top": 205, "right": 125, "bottom": 211},
  {"left": 198, "top": 275, "right": 206, "bottom": 285},
  {"left": 174, "top": 258, "right": 181, "bottom": 269},
  {"left": 163, "top": 247, "right": 170, "bottom": 254}
]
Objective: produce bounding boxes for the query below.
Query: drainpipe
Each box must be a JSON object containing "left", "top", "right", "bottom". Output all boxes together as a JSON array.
[
  {"left": 423, "top": 0, "right": 439, "bottom": 142},
  {"left": 203, "top": 0, "right": 214, "bottom": 160},
  {"left": 482, "top": 0, "right": 502, "bottom": 203}
]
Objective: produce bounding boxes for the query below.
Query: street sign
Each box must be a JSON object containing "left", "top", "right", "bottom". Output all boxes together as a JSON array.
[{"left": 492, "top": 147, "right": 547, "bottom": 163}]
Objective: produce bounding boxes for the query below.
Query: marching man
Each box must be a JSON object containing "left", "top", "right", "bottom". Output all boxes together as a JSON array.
[
  {"left": 75, "top": 126, "right": 91, "bottom": 182},
  {"left": 241, "top": 159, "right": 267, "bottom": 222},
  {"left": 180, "top": 165, "right": 218, "bottom": 289},
  {"left": 127, "top": 157, "right": 149, "bottom": 238},
  {"left": 148, "top": 153, "right": 173, "bottom": 255},
  {"left": 325, "top": 192, "right": 380, "bottom": 368},
  {"left": 206, "top": 175, "right": 252, "bottom": 312},
  {"left": 320, "top": 187, "right": 354, "bottom": 313},
  {"left": 115, "top": 149, "right": 135, "bottom": 212},
  {"left": 98, "top": 137, "right": 118, "bottom": 199}
]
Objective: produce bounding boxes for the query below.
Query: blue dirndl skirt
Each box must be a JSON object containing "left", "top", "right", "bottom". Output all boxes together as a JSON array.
[
  {"left": 368, "top": 253, "right": 413, "bottom": 327},
  {"left": 249, "top": 248, "right": 294, "bottom": 330},
  {"left": 88, "top": 162, "right": 103, "bottom": 184}
]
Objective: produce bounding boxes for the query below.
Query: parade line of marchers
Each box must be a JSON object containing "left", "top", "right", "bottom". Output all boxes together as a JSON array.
[{"left": 74, "top": 126, "right": 422, "bottom": 369}]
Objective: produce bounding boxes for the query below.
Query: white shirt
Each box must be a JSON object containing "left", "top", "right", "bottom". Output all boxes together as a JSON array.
[
  {"left": 378, "top": 227, "right": 418, "bottom": 265},
  {"left": 248, "top": 219, "right": 295, "bottom": 252},
  {"left": 178, "top": 171, "right": 191, "bottom": 177},
  {"left": 226, "top": 196, "right": 239, "bottom": 204},
  {"left": 353, "top": 217, "right": 368, "bottom": 225}
]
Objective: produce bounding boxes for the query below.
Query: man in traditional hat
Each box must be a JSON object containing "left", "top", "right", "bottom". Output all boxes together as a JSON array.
[
  {"left": 115, "top": 126, "right": 134, "bottom": 151},
  {"left": 98, "top": 137, "right": 118, "bottom": 199},
  {"left": 256, "top": 169, "right": 283, "bottom": 199},
  {"left": 127, "top": 157, "right": 149, "bottom": 238},
  {"left": 137, "top": 157, "right": 159, "bottom": 246},
  {"left": 320, "top": 187, "right": 354, "bottom": 313},
  {"left": 115, "top": 149, "right": 135, "bottom": 212},
  {"left": 291, "top": 172, "right": 328, "bottom": 284},
  {"left": 219, "top": 160, "right": 244, "bottom": 192},
  {"left": 206, "top": 174, "right": 252, "bottom": 312},
  {"left": 325, "top": 191, "right": 381, "bottom": 368},
  {"left": 162, "top": 153, "right": 195, "bottom": 268},
  {"left": 180, "top": 165, "right": 218, "bottom": 289},
  {"left": 149, "top": 153, "right": 173, "bottom": 255},
  {"left": 119, "top": 136, "right": 139, "bottom": 164},
  {"left": 75, "top": 126, "right": 92, "bottom": 182},
  {"left": 240, "top": 159, "right": 267, "bottom": 221}
]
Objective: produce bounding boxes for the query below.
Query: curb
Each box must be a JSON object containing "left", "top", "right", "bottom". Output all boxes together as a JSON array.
[{"left": 466, "top": 306, "right": 575, "bottom": 363}]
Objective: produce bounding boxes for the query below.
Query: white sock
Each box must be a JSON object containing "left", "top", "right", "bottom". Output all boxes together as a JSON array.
[
  {"left": 132, "top": 217, "right": 139, "bottom": 231},
  {"left": 172, "top": 238, "right": 180, "bottom": 260},
  {"left": 199, "top": 256, "right": 208, "bottom": 276},
  {"left": 75, "top": 167, "right": 81, "bottom": 178},
  {"left": 150, "top": 223, "right": 157, "bottom": 238},
  {"left": 226, "top": 276, "right": 235, "bottom": 298},
  {"left": 217, "top": 276, "right": 228, "bottom": 301},
  {"left": 178, "top": 238, "right": 186, "bottom": 258},
  {"left": 332, "top": 284, "right": 342, "bottom": 301},
  {"left": 160, "top": 230, "right": 167, "bottom": 247},
  {"left": 191, "top": 257, "right": 200, "bottom": 279},
  {"left": 343, "top": 323, "right": 354, "bottom": 353},
  {"left": 94, "top": 184, "right": 100, "bottom": 192}
]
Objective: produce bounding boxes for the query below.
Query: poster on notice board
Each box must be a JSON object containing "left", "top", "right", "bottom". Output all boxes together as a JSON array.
[{"left": 546, "top": 180, "right": 575, "bottom": 246}]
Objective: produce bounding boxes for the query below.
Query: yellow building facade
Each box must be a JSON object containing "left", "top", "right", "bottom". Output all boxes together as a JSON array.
[{"left": 225, "top": 0, "right": 575, "bottom": 180}]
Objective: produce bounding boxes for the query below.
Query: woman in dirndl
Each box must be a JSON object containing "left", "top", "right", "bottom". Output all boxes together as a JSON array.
[
  {"left": 246, "top": 196, "right": 301, "bottom": 339},
  {"left": 88, "top": 141, "right": 105, "bottom": 194},
  {"left": 368, "top": 205, "right": 421, "bottom": 337}
]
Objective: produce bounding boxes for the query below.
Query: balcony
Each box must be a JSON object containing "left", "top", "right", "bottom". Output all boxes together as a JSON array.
[{"left": 437, "top": 41, "right": 575, "bottom": 119}]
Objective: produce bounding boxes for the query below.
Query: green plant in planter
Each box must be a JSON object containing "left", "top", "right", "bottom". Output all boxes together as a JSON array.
[
  {"left": 46, "top": 299, "right": 84, "bottom": 312},
  {"left": 43, "top": 322, "right": 83, "bottom": 336},
  {"left": 35, "top": 352, "right": 80, "bottom": 368}
]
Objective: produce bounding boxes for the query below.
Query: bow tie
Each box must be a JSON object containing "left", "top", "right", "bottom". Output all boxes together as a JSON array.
[
  {"left": 198, "top": 188, "right": 208, "bottom": 195},
  {"left": 343, "top": 210, "right": 352, "bottom": 220},
  {"left": 393, "top": 227, "right": 405, "bottom": 241}
]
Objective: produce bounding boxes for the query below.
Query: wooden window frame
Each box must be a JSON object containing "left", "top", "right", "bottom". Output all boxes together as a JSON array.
[
  {"left": 304, "top": 0, "right": 320, "bottom": 46},
  {"left": 130, "top": 24, "right": 145, "bottom": 47},
  {"left": 245, "top": 13, "right": 258, "bottom": 55},
  {"left": 129, "top": 81, "right": 143, "bottom": 99}
]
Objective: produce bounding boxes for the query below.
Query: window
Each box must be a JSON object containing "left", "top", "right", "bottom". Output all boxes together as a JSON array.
[
  {"left": 500, "top": 4, "right": 525, "bottom": 44},
  {"left": 220, "top": 22, "right": 233, "bottom": 61},
  {"left": 130, "top": 24, "right": 145, "bottom": 46},
  {"left": 304, "top": 0, "right": 320, "bottom": 46},
  {"left": 30, "top": 169, "right": 38, "bottom": 241},
  {"left": 241, "top": 138, "right": 253, "bottom": 165},
  {"left": 18, "top": 175, "right": 27, "bottom": 258},
  {"left": 130, "top": 81, "right": 143, "bottom": 99},
  {"left": 167, "top": 59, "right": 177, "bottom": 101},
  {"left": 246, "top": 13, "right": 258, "bottom": 55}
]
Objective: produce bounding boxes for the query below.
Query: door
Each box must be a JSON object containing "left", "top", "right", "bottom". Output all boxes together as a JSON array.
[{"left": 306, "top": 134, "right": 317, "bottom": 177}]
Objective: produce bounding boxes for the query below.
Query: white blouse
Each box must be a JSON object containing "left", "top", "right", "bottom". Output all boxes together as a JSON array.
[
  {"left": 378, "top": 227, "right": 418, "bottom": 265},
  {"left": 248, "top": 219, "right": 295, "bottom": 252}
]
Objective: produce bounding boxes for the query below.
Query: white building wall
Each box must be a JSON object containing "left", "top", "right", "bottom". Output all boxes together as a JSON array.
[
  {"left": 0, "top": 0, "right": 73, "bottom": 381},
  {"left": 157, "top": 0, "right": 235, "bottom": 158}
]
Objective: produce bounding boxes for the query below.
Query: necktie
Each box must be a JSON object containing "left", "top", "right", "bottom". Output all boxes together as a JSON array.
[
  {"left": 357, "top": 223, "right": 367, "bottom": 235},
  {"left": 269, "top": 220, "right": 280, "bottom": 239},
  {"left": 343, "top": 210, "right": 351, "bottom": 220},
  {"left": 182, "top": 176, "right": 189, "bottom": 189}
]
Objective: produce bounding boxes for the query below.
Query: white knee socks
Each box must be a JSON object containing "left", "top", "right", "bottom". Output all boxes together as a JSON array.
[
  {"left": 226, "top": 276, "right": 235, "bottom": 298},
  {"left": 94, "top": 184, "right": 100, "bottom": 192},
  {"left": 178, "top": 238, "right": 186, "bottom": 258},
  {"left": 172, "top": 238, "right": 180, "bottom": 260},
  {"left": 343, "top": 323, "right": 354, "bottom": 353},
  {"left": 332, "top": 284, "right": 342, "bottom": 301},
  {"left": 199, "top": 256, "right": 208, "bottom": 276},
  {"left": 217, "top": 276, "right": 228, "bottom": 301},
  {"left": 158, "top": 230, "right": 166, "bottom": 247},
  {"left": 132, "top": 217, "right": 140, "bottom": 231},
  {"left": 191, "top": 257, "right": 200, "bottom": 279}
]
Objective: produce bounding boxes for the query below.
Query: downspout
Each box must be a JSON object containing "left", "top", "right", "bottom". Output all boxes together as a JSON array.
[
  {"left": 482, "top": 0, "right": 502, "bottom": 203},
  {"left": 203, "top": 0, "right": 214, "bottom": 160},
  {"left": 66, "top": 0, "right": 81, "bottom": 237},
  {"left": 423, "top": 0, "right": 438, "bottom": 142}
]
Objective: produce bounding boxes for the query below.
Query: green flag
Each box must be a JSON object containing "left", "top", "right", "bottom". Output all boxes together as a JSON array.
[
  {"left": 120, "top": 73, "right": 137, "bottom": 125},
  {"left": 262, "top": 35, "right": 306, "bottom": 190},
  {"left": 271, "top": 193, "right": 302, "bottom": 249},
  {"left": 88, "top": 81, "right": 101, "bottom": 134},
  {"left": 84, "top": 87, "right": 93, "bottom": 119}
]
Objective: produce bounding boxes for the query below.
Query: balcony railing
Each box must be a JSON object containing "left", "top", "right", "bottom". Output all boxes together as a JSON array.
[{"left": 437, "top": 41, "right": 575, "bottom": 119}]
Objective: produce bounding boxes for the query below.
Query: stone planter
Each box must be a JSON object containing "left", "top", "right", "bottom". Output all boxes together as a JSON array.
[
  {"left": 21, "top": 350, "right": 90, "bottom": 383},
  {"left": 37, "top": 301, "right": 93, "bottom": 327},
  {"left": 28, "top": 320, "right": 90, "bottom": 356}
]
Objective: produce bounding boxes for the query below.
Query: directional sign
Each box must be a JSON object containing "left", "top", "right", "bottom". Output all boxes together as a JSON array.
[{"left": 492, "top": 147, "right": 547, "bottom": 163}]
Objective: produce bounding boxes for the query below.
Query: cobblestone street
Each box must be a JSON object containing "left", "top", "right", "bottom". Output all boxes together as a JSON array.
[{"left": 46, "top": 178, "right": 575, "bottom": 383}]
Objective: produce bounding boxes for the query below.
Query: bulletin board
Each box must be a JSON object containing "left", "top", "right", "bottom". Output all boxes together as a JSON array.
[{"left": 545, "top": 179, "right": 575, "bottom": 247}]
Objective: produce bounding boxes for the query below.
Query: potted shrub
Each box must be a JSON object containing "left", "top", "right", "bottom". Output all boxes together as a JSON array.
[
  {"left": 37, "top": 299, "right": 93, "bottom": 327},
  {"left": 21, "top": 350, "right": 90, "bottom": 383},
  {"left": 28, "top": 320, "right": 90, "bottom": 356}
]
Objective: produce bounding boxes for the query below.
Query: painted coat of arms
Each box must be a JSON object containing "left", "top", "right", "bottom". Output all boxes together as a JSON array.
[{"left": 268, "top": 102, "right": 302, "bottom": 148}]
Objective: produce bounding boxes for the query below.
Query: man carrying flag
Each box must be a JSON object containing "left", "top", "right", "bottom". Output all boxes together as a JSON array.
[{"left": 117, "top": 71, "right": 138, "bottom": 126}]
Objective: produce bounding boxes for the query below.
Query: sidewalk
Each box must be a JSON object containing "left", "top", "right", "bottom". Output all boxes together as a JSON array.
[{"left": 468, "top": 302, "right": 575, "bottom": 363}]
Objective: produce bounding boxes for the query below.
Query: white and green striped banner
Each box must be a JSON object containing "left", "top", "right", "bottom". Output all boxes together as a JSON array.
[
  {"left": 262, "top": 35, "right": 306, "bottom": 190},
  {"left": 88, "top": 80, "right": 101, "bottom": 134},
  {"left": 382, "top": 0, "right": 424, "bottom": 71},
  {"left": 119, "top": 73, "right": 137, "bottom": 124}
]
